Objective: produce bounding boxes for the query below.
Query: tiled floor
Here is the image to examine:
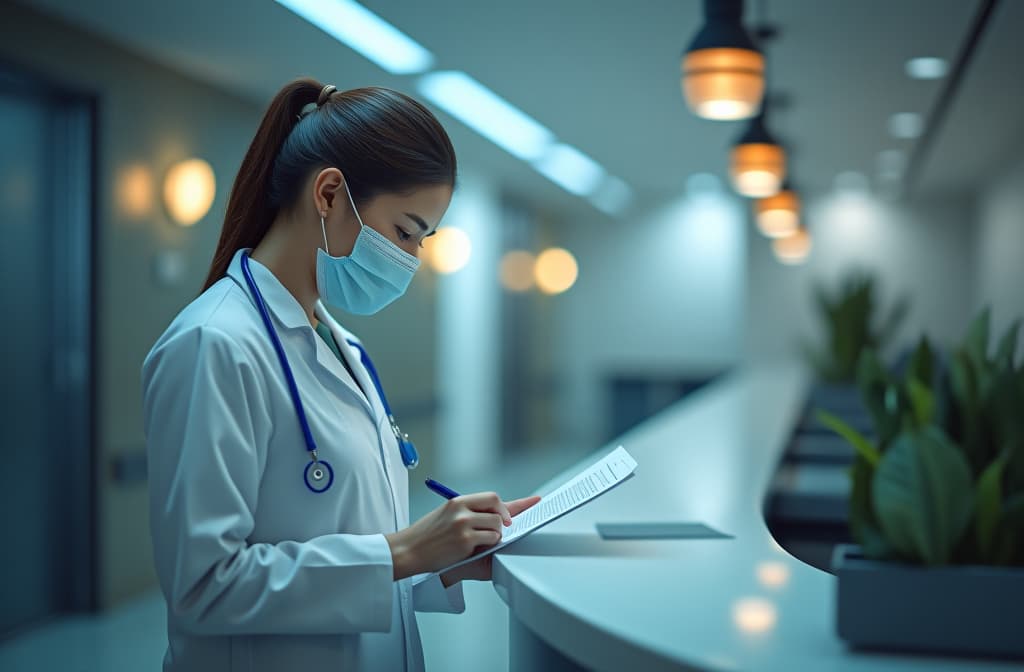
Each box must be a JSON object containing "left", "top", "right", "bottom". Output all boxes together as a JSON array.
[{"left": 0, "top": 443, "right": 592, "bottom": 672}]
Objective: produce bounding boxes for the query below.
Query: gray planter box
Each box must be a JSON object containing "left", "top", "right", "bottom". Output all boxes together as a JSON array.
[{"left": 832, "top": 544, "right": 1024, "bottom": 659}]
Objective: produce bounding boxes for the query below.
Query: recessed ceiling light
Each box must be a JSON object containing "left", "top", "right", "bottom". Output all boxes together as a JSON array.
[
  {"left": 833, "top": 171, "right": 869, "bottom": 192},
  {"left": 888, "top": 112, "right": 923, "bottom": 139},
  {"left": 877, "top": 150, "right": 906, "bottom": 179},
  {"left": 905, "top": 57, "right": 948, "bottom": 80}
]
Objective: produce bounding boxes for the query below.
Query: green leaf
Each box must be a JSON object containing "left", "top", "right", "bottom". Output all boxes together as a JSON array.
[
  {"left": 872, "top": 427, "right": 975, "bottom": 565},
  {"left": 964, "top": 307, "right": 991, "bottom": 368},
  {"left": 994, "top": 493, "right": 1024, "bottom": 565},
  {"left": 848, "top": 456, "right": 892, "bottom": 559},
  {"left": 995, "top": 319, "right": 1020, "bottom": 367},
  {"left": 817, "top": 409, "right": 881, "bottom": 467},
  {"left": 907, "top": 336, "right": 935, "bottom": 387},
  {"left": 976, "top": 452, "right": 1007, "bottom": 561},
  {"left": 907, "top": 378, "right": 935, "bottom": 427},
  {"left": 857, "top": 350, "right": 901, "bottom": 448}
]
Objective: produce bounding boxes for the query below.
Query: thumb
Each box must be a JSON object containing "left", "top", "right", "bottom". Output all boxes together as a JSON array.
[{"left": 506, "top": 495, "right": 542, "bottom": 517}]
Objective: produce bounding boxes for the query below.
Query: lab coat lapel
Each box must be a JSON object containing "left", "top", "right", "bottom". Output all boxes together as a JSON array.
[{"left": 314, "top": 303, "right": 387, "bottom": 425}]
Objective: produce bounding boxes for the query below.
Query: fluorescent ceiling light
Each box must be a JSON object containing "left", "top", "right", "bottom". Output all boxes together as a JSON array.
[
  {"left": 418, "top": 71, "right": 554, "bottom": 161},
  {"left": 905, "top": 57, "right": 948, "bottom": 80},
  {"left": 532, "top": 143, "right": 606, "bottom": 197},
  {"left": 275, "top": 0, "right": 433, "bottom": 75},
  {"left": 590, "top": 175, "right": 634, "bottom": 216},
  {"left": 888, "top": 112, "right": 923, "bottom": 139},
  {"left": 877, "top": 149, "right": 906, "bottom": 179}
]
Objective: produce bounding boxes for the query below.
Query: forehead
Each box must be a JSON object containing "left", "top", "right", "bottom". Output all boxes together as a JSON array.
[{"left": 370, "top": 184, "right": 452, "bottom": 231}]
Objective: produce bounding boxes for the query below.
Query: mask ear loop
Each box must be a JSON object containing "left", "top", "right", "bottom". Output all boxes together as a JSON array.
[
  {"left": 344, "top": 182, "right": 366, "bottom": 231},
  {"left": 319, "top": 212, "right": 330, "bottom": 256}
]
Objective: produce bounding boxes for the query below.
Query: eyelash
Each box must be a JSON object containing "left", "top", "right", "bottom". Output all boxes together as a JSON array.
[{"left": 396, "top": 227, "right": 425, "bottom": 248}]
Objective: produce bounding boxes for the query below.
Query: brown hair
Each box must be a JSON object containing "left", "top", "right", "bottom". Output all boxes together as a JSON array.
[{"left": 202, "top": 78, "right": 457, "bottom": 291}]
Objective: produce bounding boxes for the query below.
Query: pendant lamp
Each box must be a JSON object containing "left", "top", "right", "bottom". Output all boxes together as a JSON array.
[
  {"left": 754, "top": 181, "right": 800, "bottom": 237},
  {"left": 730, "top": 107, "right": 786, "bottom": 197},
  {"left": 682, "top": 0, "right": 765, "bottom": 120},
  {"left": 772, "top": 226, "right": 811, "bottom": 265}
]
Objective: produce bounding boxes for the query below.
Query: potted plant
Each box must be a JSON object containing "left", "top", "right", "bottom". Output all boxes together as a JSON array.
[
  {"left": 818, "top": 308, "right": 1024, "bottom": 657},
  {"left": 803, "top": 272, "right": 908, "bottom": 384}
]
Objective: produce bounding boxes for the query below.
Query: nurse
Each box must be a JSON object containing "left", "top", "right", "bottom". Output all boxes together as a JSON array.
[{"left": 141, "top": 79, "right": 540, "bottom": 672}]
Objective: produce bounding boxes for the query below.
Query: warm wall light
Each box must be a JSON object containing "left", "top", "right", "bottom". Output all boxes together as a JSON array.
[
  {"left": 425, "top": 227, "right": 472, "bottom": 274},
  {"left": 772, "top": 227, "right": 812, "bottom": 264},
  {"left": 116, "top": 164, "right": 155, "bottom": 219},
  {"left": 731, "top": 112, "right": 785, "bottom": 197},
  {"left": 163, "top": 158, "right": 216, "bottom": 226},
  {"left": 682, "top": 0, "right": 764, "bottom": 120},
  {"left": 534, "top": 247, "right": 578, "bottom": 295},
  {"left": 500, "top": 250, "right": 536, "bottom": 291},
  {"left": 754, "top": 185, "right": 799, "bottom": 238}
]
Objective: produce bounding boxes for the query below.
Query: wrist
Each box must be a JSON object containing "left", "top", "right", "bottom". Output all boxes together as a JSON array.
[{"left": 384, "top": 531, "right": 414, "bottom": 580}]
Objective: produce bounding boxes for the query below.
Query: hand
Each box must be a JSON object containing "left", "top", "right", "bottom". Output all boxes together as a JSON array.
[
  {"left": 386, "top": 491, "right": 511, "bottom": 580},
  {"left": 440, "top": 495, "right": 542, "bottom": 586}
]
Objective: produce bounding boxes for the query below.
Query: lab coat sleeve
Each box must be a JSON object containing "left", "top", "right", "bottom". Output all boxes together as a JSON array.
[
  {"left": 142, "top": 325, "right": 394, "bottom": 636},
  {"left": 410, "top": 572, "right": 466, "bottom": 614}
]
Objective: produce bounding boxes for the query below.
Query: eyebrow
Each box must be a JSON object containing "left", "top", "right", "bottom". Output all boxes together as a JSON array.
[{"left": 404, "top": 212, "right": 428, "bottom": 231}]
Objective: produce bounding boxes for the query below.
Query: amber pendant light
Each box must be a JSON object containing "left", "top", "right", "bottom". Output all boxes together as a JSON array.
[
  {"left": 682, "top": 0, "right": 765, "bottom": 120},
  {"left": 754, "top": 180, "right": 800, "bottom": 237}
]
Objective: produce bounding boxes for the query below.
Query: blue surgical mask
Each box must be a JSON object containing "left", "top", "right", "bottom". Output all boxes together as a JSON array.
[{"left": 315, "top": 184, "right": 420, "bottom": 315}]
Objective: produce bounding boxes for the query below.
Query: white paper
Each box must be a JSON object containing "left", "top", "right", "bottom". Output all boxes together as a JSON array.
[{"left": 435, "top": 445, "right": 638, "bottom": 575}]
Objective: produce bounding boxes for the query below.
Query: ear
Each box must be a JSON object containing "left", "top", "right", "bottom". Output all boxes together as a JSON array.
[{"left": 312, "top": 167, "right": 345, "bottom": 215}]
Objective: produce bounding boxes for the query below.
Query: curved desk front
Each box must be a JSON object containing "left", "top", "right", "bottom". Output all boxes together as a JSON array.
[{"left": 491, "top": 366, "right": 1020, "bottom": 671}]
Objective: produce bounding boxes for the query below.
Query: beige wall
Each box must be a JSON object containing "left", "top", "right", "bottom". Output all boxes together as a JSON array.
[
  {"left": 1, "top": 2, "right": 448, "bottom": 608},
  {"left": 1, "top": 3, "right": 262, "bottom": 607},
  {"left": 973, "top": 149, "right": 1024, "bottom": 339}
]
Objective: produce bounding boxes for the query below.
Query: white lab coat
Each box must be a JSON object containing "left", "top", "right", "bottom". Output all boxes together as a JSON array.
[{"left": 141, "top": 248, "right": 464, "bottom": 672}]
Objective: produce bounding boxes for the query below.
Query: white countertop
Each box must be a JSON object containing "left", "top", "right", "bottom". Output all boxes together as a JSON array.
[{"left": 491, "top": 365, "right": 1022, "bottom": 671}]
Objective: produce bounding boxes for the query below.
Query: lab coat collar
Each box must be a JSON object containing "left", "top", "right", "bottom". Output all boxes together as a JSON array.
[
  {"left": 314, "top": 302, "right": 388, "bottom": 424},
  {"left": 226, "top": 248, "right": 312, "bottom": 332}
]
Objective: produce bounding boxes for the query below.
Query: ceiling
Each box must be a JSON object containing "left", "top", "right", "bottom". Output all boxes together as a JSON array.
[{"left": 18, "top": 0, "right": 1024, "bottom": 220}]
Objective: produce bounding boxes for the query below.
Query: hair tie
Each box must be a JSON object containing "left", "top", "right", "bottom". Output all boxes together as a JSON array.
[{"left": 317, "top": 84, "right": 338, "bottom": 108}]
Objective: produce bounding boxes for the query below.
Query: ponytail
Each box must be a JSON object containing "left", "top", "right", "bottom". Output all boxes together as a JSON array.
[
  {"left": 202, "top": 78, "right": 457, "bottom": 293},
  {"left": 202, "top": 78, "right": 321, "bottom": 291}
]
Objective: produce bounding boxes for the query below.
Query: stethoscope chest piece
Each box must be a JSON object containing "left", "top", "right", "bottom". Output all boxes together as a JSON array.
[
  {"left": 304, "top": 458, "right": 335, "bottom": 494},
  {"left": 240, "top": 251, "right": 418, "bottom": 496}
]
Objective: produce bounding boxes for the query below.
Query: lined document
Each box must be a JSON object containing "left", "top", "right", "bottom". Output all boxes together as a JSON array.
[{"left": 435, "top": 445, "right": 638, "bottom": 574}]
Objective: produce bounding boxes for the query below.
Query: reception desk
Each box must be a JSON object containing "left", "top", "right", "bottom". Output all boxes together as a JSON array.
[{"left": 491, "top": 365, "right": 1020, "bottom": 671}]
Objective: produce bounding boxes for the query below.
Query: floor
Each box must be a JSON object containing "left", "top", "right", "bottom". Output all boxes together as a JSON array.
[{"left": 0, "top": 443, "right": 593, "bottom": 672}]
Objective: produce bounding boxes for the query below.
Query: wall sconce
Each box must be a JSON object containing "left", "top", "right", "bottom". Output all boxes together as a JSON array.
[
  {"left": 500, "top": 250, "right": 536, "bottom": 291},
  {"left": 163, "top": 158, "right": 216, "bottom": 226},
  {"left": 424, "top": 226, "right": 472, "bottom": 274},
  {"left": 534, "top": 247, "right": 578, "bottom": 295}
]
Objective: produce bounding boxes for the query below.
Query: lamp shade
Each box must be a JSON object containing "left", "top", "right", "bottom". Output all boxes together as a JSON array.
[
  {"left": 730, "top": 112, "right": 786, "bottom": 197},
  {"left": 682, "top": 0, "right": 764, "bottom": 120},
  {"left": 771, "top": 227, "right": 812, "bottom": 264},
  {"left": 754, "top": 185, "right": 800, "bottom": 238}
]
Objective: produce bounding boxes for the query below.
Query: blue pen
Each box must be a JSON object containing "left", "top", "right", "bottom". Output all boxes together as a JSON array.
[{"left": 425, "top": 478, "right": 461, "bottom": 500}]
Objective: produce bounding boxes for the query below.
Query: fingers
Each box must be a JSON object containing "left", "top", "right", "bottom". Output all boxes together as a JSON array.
[
  {"left": 506, "top": 495, "right": 542, "bottom": 517},
  {"left": 458, "top": 492, "right": 512, "bottom": 525}
]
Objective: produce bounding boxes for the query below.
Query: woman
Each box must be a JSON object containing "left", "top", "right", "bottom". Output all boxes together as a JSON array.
[{"left": 142, "top": 78, "right": 540, "bottom": 672}]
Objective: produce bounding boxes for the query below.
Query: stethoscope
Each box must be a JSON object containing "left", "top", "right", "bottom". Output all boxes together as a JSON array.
[{"left": 240, "top": 251, "right": 419, "bottom": 494}]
